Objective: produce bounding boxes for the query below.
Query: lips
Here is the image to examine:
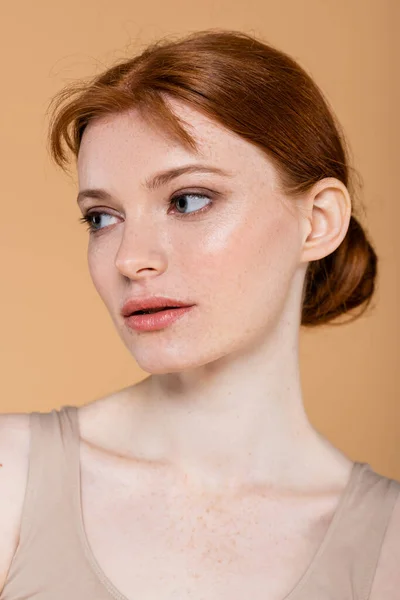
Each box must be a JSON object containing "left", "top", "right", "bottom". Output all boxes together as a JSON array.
[
  {"left": 133, "top": 307, "right": 179, "bottom": 315},
  {"left": 121, "top": 296, "right": 194, "bottom": 318},
  {"left": 124, "top": 305, "right": 194, "bottom": 331}
]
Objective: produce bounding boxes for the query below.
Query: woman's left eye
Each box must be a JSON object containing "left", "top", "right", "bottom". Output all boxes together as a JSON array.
[{"left": 169, "top": 192, "right": 212, "bottom": 216}]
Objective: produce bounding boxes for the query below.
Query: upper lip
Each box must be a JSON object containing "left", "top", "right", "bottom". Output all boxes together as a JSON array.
[{"left": 121, "top": 296, "right": 195, "bottom": 317}]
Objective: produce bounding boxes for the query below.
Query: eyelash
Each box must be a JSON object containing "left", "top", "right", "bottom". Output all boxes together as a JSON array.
[{"left": 78, "top": 192, "right": 214, "bottom": 234}]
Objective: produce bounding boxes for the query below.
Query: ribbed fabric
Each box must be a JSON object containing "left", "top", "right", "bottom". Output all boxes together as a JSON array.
[{"left": 1, "top": 405, "right": 399, "bottom": 600}]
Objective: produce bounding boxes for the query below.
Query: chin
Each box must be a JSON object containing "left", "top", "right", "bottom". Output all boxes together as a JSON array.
[{"left": 123, "top": 340, "right": 231, "bottom": 376}]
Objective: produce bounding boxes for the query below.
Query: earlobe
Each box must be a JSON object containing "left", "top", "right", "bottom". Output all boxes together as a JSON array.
[{"left": 300, "top": 178, "right": 352, "bottom": 264}]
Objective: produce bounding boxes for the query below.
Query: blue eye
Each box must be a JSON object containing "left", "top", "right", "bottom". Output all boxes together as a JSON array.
[
  {"left": 169, "top": 192, "right": 212, "bottom": 216},
  {"left": 78, "top": 191, "right": 214, "bottom": 234},
  {"left": 78, "top": 212, "right": 118, "bottom": 233}
]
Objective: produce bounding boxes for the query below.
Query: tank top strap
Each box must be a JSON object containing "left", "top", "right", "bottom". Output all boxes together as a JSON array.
[
  {"left": 15, "top": 406, "right": 78, "bottom": 543},
  {"left": 1, "top": 405, "right": 84, "bottom": 598},
  {"left": 297, "top": 462, "right": 400, "bottom": 600},
  {"left": 344, "top": 464, "right": 400, "bottom": 599}
]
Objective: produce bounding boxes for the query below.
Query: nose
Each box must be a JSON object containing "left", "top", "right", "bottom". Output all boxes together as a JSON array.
[{"left": 114, "top": 220, "right": 167, "bottom": 279}]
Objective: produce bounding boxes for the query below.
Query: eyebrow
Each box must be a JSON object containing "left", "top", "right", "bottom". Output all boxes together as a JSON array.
[{"left": 76, "top": 163, "right": 232, "bottom": 205}]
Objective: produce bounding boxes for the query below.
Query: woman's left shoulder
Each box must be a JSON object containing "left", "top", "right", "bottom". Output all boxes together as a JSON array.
[{"left": 368, "top": 474, "right": 400, "bottom": 599}]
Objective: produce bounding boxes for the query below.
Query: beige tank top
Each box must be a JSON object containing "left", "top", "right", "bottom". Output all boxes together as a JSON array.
[{"left": 1, "top": 405, "right": 399, "bottom": 600}]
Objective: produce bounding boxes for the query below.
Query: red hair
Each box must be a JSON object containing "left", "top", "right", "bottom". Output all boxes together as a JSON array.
[{"left": 47, "top": 29, "right": 377, "bottom": 327}]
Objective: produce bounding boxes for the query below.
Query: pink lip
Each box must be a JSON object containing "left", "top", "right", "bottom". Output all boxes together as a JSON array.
[
  {"left": 124, "top": 306, "right": 194, "bottom": 331},
  {"left": 121, "top": 296, "right": 194, "bottom": 317}
]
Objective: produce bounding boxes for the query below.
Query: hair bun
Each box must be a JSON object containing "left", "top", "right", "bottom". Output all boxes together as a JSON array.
[{"left": 301, "top": 215, "right": 378, "bottom": 326}]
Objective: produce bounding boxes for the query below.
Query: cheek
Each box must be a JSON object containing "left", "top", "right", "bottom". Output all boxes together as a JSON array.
[
  {"left": 87, "top": 242, "right": 115, "bottom": 304},
  {"left": 192, "top": 208, "right": 298, "bottom": 308}
]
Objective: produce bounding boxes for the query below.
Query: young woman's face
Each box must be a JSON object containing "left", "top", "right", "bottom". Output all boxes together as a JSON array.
[{"left": 77, "top": 99, "right": 308, "bottom": 374}]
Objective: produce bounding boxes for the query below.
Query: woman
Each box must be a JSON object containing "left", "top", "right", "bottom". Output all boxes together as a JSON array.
[{"left": 0, "top": 29, "right": 399, "bottom": 600}]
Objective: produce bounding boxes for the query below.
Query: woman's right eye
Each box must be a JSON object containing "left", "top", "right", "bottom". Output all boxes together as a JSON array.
[{"left": 79, "top": 212, "right": 118, "bottom": 233}]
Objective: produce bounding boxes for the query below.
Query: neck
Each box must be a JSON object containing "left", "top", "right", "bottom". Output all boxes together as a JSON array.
[{"left": 127, "top": 322, "right": 346, "bottom": 495}]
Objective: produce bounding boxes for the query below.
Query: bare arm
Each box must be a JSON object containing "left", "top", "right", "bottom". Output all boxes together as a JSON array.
[{"left": 0, "top": 413, "right": 31, "bottom": 593}]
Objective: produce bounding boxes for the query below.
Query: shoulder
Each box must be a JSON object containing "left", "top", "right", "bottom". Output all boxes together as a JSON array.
[
  {"left": 369, "top": 475, "right": 400, "bottom": 599},
  {"left": 76, "top": 382, "right": 145, "bottom": 447},
  {"left": 0, "top": 411, "right": 32, "bottom": 591}
]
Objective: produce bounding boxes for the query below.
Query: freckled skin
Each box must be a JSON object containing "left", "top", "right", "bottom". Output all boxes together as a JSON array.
[
  {"left": 74, "top": 97, "right": 356, "bottom": 600},
  {"left": 78, "top": 100, "right": 303, "bottom": 373},
  {"left": 77, "top": 97, "right": 352, "bottom": 493}
]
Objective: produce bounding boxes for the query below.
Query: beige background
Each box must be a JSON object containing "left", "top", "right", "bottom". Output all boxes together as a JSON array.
[{"left": 0, "top": 1, "right": 398, "bottom": 479}]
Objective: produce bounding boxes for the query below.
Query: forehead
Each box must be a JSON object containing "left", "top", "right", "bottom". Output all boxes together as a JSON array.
[{"left": 77, "top": 98, "right": 279, "bottom": 191}]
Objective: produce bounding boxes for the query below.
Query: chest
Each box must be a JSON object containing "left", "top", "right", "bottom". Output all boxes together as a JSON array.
[{"left": 79, "top": 448, "right": 339, "bottom": 600}]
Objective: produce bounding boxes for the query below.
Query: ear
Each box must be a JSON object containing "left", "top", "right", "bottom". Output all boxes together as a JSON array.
[{"left": 299, "top": 177, "right": 352, "bottom": 264}]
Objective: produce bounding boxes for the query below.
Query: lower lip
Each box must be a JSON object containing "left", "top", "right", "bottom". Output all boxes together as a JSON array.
[{"left": 124, "top": 306, "right": 195, "bottom": 331}]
